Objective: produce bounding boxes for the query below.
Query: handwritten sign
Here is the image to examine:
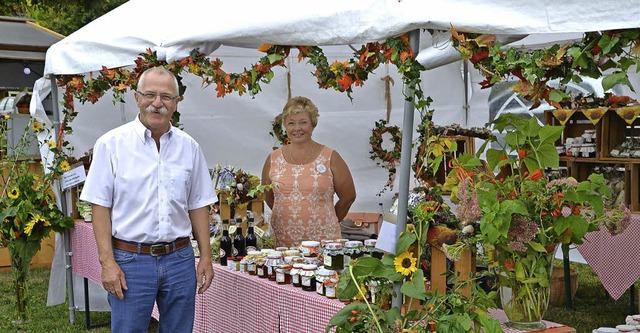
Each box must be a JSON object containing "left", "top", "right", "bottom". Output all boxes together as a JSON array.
[{"left": 61, "top": 164, "right": 86, "bottom": 190}]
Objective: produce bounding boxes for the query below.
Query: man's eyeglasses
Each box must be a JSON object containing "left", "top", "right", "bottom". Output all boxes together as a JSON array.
[{"left": 137, "top": 91, "right": 178, "bottom": 102}]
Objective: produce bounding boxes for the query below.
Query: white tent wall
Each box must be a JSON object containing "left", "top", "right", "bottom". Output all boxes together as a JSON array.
[{"left": 63, "top": 42, "right": 468, "bottom": 213}]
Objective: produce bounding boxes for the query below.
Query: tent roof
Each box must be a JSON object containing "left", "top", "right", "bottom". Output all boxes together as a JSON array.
[
  {"left": 0, "top": 16, "right": 63, "bottom": 61},
  {"left": 44, "top": 0, "right": 640, "bottom": 76}
]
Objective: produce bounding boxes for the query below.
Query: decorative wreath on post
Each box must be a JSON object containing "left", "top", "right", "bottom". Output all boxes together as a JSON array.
[
  {"left": 369, "top": 119, "right": 402, "bottom": 194},
  {"left": 269, "top": 114, "right": 290, "bottom": 149}
]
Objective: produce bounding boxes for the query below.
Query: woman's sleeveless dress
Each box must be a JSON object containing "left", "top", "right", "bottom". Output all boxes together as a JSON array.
[{"left": 269, "top": 146, "right": 340, "bottom": 247}]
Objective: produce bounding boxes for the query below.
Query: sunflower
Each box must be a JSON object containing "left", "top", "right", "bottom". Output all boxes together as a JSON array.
[
  {"left": 8, "top": 187, "right": 19, "bottom": 199},
  {"left": 394, "top": 250, "right": 417, "bottom": 276},
  {"left": 30, "top": 120, "right": 43, "bottom": 132},
  {"left": 24, "top": 214, "right": 51, "bottom": 236},
  {"left": 46, "top": 140, "right": 56, "bottom": 149},
  {"left": 60, "top": 160, "right": 71, "bottom": 171}
]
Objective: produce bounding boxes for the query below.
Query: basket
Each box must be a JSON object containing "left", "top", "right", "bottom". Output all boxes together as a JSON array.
[{"left": 550, "top": 266, "right": 578, "bottom": 306}]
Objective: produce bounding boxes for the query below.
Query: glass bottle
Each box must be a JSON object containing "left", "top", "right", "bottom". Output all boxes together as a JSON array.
[
  {"left": 219, "top": 219, "right": 232, "bottom": 267},
  {"left": 233, "top": 217, "right": 246, "bottom": 258},
  {"left": 245, "top": 217, "right": 258, "bottom": 252}
]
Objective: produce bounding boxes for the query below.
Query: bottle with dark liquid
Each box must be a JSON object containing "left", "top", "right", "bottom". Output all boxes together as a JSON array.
[
  {"left": 233, "top": 217, "right": 246, "bottom": 258},
  {"left": 219, "top": 219, "right": 232, "bottom": 266},
  {"left": 245, "top": 217, "right": 258, "bottom": 252}
]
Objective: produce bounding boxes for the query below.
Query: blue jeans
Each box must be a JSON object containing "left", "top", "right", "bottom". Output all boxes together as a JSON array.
[{"left": 109, "top": 245, "right": 196, "bottom": 333}]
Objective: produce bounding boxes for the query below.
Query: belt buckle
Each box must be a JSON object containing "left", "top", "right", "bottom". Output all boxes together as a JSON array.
[{"left": 150, "top": 243, "right": 170, "bottom": 256}]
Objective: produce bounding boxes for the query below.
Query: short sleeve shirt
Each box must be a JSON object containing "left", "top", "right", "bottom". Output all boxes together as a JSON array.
[{"left": 80, "top": 115, "right": 217, "bottom": 243}]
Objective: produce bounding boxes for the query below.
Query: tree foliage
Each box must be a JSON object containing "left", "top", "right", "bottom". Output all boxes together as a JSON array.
[{"left": 0, "top": 0, "right": 126, "bottom": 36}]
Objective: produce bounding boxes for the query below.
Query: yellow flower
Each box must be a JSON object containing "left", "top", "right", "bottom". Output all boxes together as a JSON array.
[
  {"left": 24, "top": 214, "right": 51, "bottom": 236},
  {"left": 60, "top": 160, "right": 71, "bottom": 171},
  {"left": 30, "top": 120, "right": 43, "bottom": 132},
  {"left": 8, "top": 187, "right": 19, "bottom": 199},
  {"left": 4, "top": 114, "right": 10, "bottom": 119},
  {"left": 394, "top": 251, "right": 417, "bottom": 276},
  {"left": 46, "top": 140, "right": 56, "bottom": 149}
]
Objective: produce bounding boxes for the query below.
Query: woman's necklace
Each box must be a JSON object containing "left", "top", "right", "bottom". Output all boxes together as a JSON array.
[{"left": 287, "top": 145, "right": 312, "bottom": 165}]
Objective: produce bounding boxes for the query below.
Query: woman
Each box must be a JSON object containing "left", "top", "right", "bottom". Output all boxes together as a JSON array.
[{"left": 262, "top": 96, "right": 356, "bottom": 247}]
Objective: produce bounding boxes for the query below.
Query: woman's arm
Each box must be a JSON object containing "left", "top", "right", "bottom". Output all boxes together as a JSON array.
[
  {"left": 261, "top": 153, "right": 274, "bottom": 210},
  {"left": 330, "top": 150, "right": 356, "bottom": 221}
]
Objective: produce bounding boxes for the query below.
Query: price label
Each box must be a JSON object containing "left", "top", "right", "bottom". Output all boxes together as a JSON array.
[
  {"left": 229, "top": 225, "right": 237, "bottom": 235},
  {"left": 254, "top": 227, "right": 265, "bottom": 238}
]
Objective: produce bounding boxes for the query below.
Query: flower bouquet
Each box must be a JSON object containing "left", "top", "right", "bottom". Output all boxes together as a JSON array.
[
  {"left": 327, "top": 188, "right": 503, "bottom": 333},
  {"left": 444, "top": 113, "right": 627, "bottom": 330},
  {"left": 0, "top": 116, "right": 74, "bottom": 325}
]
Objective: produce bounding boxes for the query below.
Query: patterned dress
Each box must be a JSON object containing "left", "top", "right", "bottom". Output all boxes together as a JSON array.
[{"left": 269, "top": 145, "right": 341, "bottom": 247}]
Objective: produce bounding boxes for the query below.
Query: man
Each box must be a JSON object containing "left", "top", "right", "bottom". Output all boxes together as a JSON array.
[{"left": 80, "top": 67, "right": 216, "bottom": 332}]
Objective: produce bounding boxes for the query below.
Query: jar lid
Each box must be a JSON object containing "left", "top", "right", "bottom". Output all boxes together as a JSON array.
[
  {"left": 284, "top": 256, "right": 298, "bottom": 263},
  {"left": 302, "top": 264, "right": 318, "bottom": 270},
  {"left": 325, "top": 242, "right": 343, "bottom": 250},
  {"left": 596, "top": 328, "right": 619, "bottom": 333},
  {"left": 617, "top": 324, "right": 636, "bottom": 331},
  {"left": 261, "top": 248, "right": 275, "bottom": 254},
  {"left": 345, "top": 240, "right": 363, "bottom": 247},
  {"left": 284, "top": 249, "right": 301, "bottom": 255},
  {"left": 292, "top": 263, "right": 304, "bottom": 268},
  {"left": 276, "top": 246, "right": 288, "bottom": 251},
  {"left": 247, "top": 250, "right": 262, "bottom": 256},
  {"left": 335, "top": 238, "right": 349, "bottom": 243},
  {"left": 267, "top": 251, "right": 283, "bottom": 259},
  {"left": 301, "top": 241, "right": 320, "bottom": 246},
  {"left": 364, "top": 239, "right": 377, "bottom": 246}
]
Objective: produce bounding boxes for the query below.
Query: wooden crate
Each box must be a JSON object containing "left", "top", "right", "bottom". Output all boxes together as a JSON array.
[
  {"left": 600, "top": 110, "right": 640, "bottom": 160},
  {"left": 545, "top": 109, "right": 600, "bottom": 157},
  {"left": 218, "top": 191, "right": 264, "bottom": 236},
  {"left": 0, "top": 231, "right": 56, "bottom": 271},
  {"left": 430, "top": 245, "right": 476, "bottom": 297}
]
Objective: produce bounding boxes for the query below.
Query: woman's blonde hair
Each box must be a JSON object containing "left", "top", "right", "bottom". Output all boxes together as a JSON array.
[{"left": 280, "top": 96, "right": 319, "bottom": 127}]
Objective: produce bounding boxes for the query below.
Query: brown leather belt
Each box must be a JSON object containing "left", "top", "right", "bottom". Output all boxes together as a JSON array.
[{"left": 112, "top": 237, "right": 191, "bottom": 256}]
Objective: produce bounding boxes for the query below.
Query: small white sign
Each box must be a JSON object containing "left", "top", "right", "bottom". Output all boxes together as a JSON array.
[
  {"left": 375, "top": 220, "right": 398, "bottom": 255},
  {"left": 254, "top": 226, "right": 265, "bottom": 238},
  {"left": 61, "top": 164, "right": 86, "bottom": 190}
]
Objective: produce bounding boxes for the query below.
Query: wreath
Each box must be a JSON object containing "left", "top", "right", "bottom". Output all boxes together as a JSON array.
[
  {"left": 269, "top": 114, "right": 290, "bottom": 149},
  {"left": 369, "top": 119, "right": 402, "bottom": 194}
]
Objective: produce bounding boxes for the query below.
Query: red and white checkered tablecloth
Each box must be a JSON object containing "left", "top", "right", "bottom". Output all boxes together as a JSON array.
[
  {"left": 70, "top": 221, "right": 575, "bottom": 332},
  {"left": 70, "top": 221, "right": 345, "bottom": 332},
  {"left": 576, "top": 214, "right": 640, "bottom": 300}
]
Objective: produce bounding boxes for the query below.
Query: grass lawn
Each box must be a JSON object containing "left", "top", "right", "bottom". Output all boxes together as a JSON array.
[{"left": 0, "top": 262, "right": 636, "bottom": 332}]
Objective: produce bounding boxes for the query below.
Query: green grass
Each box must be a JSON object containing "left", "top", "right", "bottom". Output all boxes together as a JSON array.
[
  {"left": 545, "top": 261, "right": 634, "bottom": 332},
  {"left": 0, "top": 263, "right": 635, "bottom": 332},
  {"left": 0, "top": 267, "right": 158, "bottom": 332}
]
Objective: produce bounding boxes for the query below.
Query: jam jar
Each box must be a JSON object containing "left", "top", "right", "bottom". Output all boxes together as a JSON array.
[
  {"left": 314, "top": 266, "right": 336, "bottom": 296},
  {"left": 290, "top": 263, "right": 304, "bottom": 287},
  {"left": 265, "top": 251, "right": 284, "bottom": 281},
  {"left": 246, "top": 251, "right": 263, "bottom": 275},
  {"left": 300, "top": 264, "right": 318, "bottom": 291},
  {"left": 344, "top": 240, "right": 364, "bottom": 264},
  {"left": 364, "top": 239, "right": 383, "bottom": 259},
  {"left": 323, "top": 242, "right": 344, "bottom": 270},
  {"left": 275, "top": 264, "right": 292, "bottom": 285},
  {"left": 256, "top": 258, "right": 268, "bottom": 278}
]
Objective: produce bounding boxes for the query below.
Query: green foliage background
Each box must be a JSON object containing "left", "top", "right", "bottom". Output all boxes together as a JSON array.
[{"left": 0, "top": 0, "right": 127, "bottom": 36}]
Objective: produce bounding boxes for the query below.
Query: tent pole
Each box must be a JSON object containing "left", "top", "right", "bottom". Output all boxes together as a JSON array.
[
  {"left": 49, "top": 76, "right": 76, "bottom": 323},
  {"left": 392, "top": 29, "right": 420, "bottom": 310}
]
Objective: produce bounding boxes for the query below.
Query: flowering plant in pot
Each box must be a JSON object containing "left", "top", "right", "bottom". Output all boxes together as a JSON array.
[
  {"left": 444, "top": 113, "right": 627, "bottom": 330},
  {"left": 0, "top": 116, "right": 74, "bottom": 325}
]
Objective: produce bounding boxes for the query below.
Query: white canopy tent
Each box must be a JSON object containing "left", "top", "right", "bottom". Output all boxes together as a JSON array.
[{"left": 35, "top": 0, "right": 640, "bottom": 321}]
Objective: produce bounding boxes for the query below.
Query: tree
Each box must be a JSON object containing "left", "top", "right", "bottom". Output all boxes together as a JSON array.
[{"left": 0, "top": 0, "right": 126, "bottom": 36}]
